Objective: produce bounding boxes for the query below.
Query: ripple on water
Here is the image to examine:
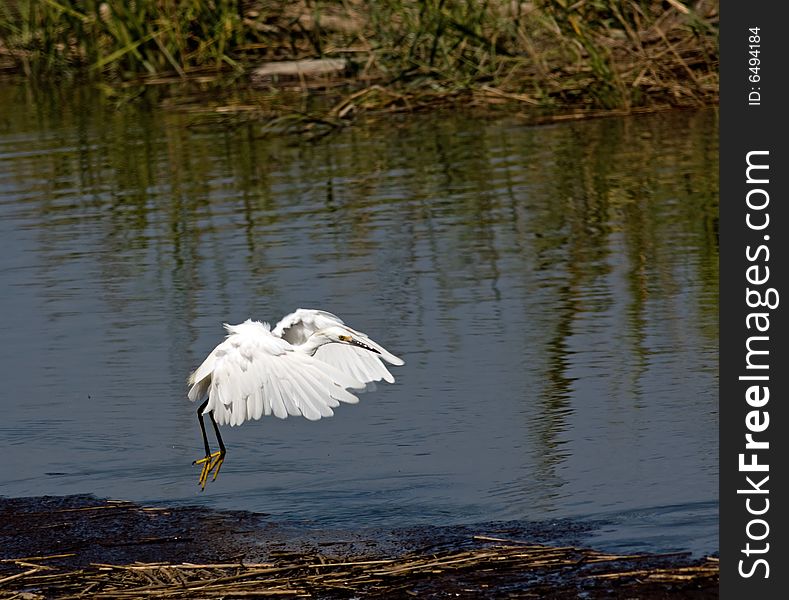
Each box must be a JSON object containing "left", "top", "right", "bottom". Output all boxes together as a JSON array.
[{"left": 0, "top": 89, "right": 718, "bottom": 555}]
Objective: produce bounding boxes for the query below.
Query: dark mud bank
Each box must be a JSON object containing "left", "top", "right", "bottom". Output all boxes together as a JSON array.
[{"left": 1, "top": 495, "right": 717, "bottom": 598}]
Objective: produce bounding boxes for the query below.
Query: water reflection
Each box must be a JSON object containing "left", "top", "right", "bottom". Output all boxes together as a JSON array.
[{"left": 0, "top": 84, "right": 718, "bottom": 555}]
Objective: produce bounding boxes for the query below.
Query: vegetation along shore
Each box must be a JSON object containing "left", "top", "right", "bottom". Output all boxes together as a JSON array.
[{"left": 0, "top": 1, "right": 718, "bottom": 126}]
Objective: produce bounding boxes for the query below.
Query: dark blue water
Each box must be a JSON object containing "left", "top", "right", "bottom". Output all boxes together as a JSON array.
[{"left": 0, "top": 85, "right": 718, "bottom": 555}]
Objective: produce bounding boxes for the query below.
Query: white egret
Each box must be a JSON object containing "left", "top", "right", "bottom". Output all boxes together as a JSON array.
[{"left": 187, "top": 309, "right": 404, "bottom": 489}]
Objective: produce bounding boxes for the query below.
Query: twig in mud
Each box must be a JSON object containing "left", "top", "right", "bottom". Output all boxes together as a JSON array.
[
  {"left": 1, "top": 552, "right": 77, "bottom": 562},
  {"left": 477, "top": 85, "right": 539, "bottom": 105},
  {"left": 0, "top": 567, "right": 43, "bottom": 585},
  {"left": 0, "top": 534, "right": 718, "bottom": 599},
  {"left": 329, "top": 85, "right": 412, "bottom": 118}
]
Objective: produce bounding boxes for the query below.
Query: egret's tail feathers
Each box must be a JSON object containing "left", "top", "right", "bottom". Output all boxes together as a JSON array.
[{"left": 187, "top": 377, "right": 211, "bottom": 402}]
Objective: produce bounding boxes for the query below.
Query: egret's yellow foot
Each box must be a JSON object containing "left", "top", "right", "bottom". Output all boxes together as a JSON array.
[
  {"left": 193, "top": 451, "right": 225, "bottom": 490},
  {"left": 208, "top": 452, "right": 225, "bottom": 481}
]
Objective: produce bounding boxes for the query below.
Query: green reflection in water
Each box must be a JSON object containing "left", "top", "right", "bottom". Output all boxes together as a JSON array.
[{"left": 0, "top": 83, "right": 718, "bottom": 527}]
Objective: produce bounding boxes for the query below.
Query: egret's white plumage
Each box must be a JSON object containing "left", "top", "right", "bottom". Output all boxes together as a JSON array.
[
  {"left": 188, "top": 320, "right": 362, "bottom": 426},
  {"left": 187, "top": 309, "right": 404, "bottom": 489},
  {"left": 272, "top": 308, "right": 404, "bottom": 390}
]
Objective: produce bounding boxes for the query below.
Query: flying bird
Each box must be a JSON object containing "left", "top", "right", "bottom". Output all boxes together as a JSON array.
[{"left": 187, "top": 309, "right": 404, "bottom": 489}]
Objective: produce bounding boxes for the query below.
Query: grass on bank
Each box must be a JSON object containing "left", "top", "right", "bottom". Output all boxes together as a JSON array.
[{"left": 0, "top": 1, "right": 718, "bottom": 114}]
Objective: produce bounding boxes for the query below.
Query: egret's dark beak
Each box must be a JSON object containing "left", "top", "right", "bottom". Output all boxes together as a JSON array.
[{"left": 350, "top": 338, "right": 381, "bottom": 354}]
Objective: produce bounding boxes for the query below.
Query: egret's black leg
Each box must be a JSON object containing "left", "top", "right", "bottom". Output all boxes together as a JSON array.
[
  {"left": 207, "top": 411, "right": 226, "bottom": 481},
  {"left": 193, "top": 398, "right": 223, "bottom": 490},
  {"left": 209, "top": 411, "right": 225, "bottom": 455},
  {"left": 196, "top": 398, "right": 211, "bottom": 457}
]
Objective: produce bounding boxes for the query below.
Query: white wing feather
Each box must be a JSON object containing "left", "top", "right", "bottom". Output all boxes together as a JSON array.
[
  {"left": 188, "top": 320, "right": 363, "bottom": 427},
  {"left": 314, "top": 344, "right": 394, "bottom": 385},
  {"left": 273, "top": 308, "right": 404, "bottom": 388}
]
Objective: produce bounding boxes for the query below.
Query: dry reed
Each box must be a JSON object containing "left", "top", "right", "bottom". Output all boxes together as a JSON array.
[{"left": 1, "top": 537, "right": 718, "bottom": 598}]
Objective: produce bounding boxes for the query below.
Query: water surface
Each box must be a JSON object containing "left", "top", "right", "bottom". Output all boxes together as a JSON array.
[{"left": 0, "top": 86, "right": 718, "bottom": 555}]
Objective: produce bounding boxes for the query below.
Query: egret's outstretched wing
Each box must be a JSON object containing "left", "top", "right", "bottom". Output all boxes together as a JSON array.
[
  {"left": 273, "top": 308, "right": 405, "bottom": 387},
  {"left": 188, "top": 320, "right": 363, "bottom": 427},
  {"left": 313, "top": 344, "right": 394, "bottom": 386}
]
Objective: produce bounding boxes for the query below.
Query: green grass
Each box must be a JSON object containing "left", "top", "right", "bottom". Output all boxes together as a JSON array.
[
  {"left": 0, "top": 0, "right": 250, "bottom": 77},
  {"left": 0, "top": 1, "right": 719, "bottom": 111}
]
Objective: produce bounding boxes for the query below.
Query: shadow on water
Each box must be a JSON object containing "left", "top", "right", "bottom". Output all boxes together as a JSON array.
[{"left": 0, "top": 83, "right": 718, "bottom": 556}]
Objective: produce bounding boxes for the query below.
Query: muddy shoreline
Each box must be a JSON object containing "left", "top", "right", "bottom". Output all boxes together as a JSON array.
[{"left": 1, "top": 495, "right": 717, "bottom": 598}]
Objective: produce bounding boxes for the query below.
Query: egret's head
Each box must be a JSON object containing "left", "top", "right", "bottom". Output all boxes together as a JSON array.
[{"left": 317, "top": 326, "right": 381, "bottom": 354}]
